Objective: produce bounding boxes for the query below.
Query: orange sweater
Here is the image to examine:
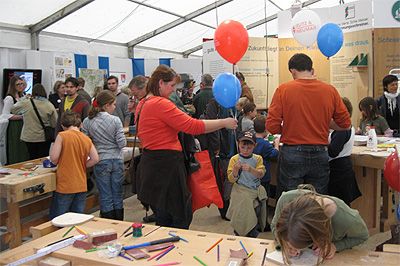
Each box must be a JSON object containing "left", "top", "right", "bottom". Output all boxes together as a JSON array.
[
  {"left": 136, "top": 96, "right": 205, "bottom": 151},
  {"left": 266, "top": 79, "right": 351, "bottom": 145},
  {"left": 56, "top": 130, "right": 92, "bottom": 193}
]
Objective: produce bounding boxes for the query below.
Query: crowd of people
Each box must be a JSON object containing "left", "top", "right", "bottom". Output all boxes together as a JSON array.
[{"left": 2, "top": 52, "right": 399, "bottom": 264}]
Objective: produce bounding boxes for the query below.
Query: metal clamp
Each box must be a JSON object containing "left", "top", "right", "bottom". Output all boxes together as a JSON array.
[{"left": 23, "top": 183, "right": 45, "bottom": 194}]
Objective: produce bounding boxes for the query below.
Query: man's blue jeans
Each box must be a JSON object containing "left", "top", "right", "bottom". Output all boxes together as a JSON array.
[
  {"left": 49, "top": 191, "right": 86, "bottom": 220},
  {"left": 276, "top": 144, "right": 329, "bottom": 200},
  {"left": 93, "top": 159, "right": 124, "bottom": 213}
]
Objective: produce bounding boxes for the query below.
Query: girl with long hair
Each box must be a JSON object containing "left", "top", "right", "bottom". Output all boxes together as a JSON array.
[
  {"left": 82, "top": 90, "right": 127, "bottom": 220},
  {"left": 271, "top": 184, "right": 369, "bottom": 265},
  {"left": 355, "top": 96, "right": 392, "bottom": 136}
]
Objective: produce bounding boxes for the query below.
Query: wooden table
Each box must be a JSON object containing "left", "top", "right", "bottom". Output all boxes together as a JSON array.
[
  {"left": 270, "top": 145, "right": 395, "bottom": 236},
  {"left": 0, "top": 148, "right": 136, "bottom": 249},
  {"left": 1, "top": 218, "right": 399, "bottom": 266}
]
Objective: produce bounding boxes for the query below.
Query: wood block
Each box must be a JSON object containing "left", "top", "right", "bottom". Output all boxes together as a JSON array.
[
  {"left": 87, "top": 229, "right": 117, "bottom": 245},
  {"left": 383, "top": 244, "right": 400, "bottom": 254},
  {"left": 39, "top": 256, "right": 71, "bottom": 266}
]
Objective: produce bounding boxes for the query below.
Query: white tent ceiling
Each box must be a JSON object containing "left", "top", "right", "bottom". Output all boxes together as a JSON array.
[{"left": 1, "top": 0, "right": 347, "bottom": 57}]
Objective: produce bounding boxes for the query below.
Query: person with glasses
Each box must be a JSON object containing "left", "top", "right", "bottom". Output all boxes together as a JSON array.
[
  {"left": 2, "top": 75, "right": 29, "bottom": 164},
  {"left": 2, "top": 76, "right": 25, "bottom": 119}
]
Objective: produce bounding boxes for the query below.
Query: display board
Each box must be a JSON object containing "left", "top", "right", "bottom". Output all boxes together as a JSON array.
[
  {"left": 53, "top": 53, "right": 74, "bottom": 83},
  {"left": 373, "top": 0, "right": 400, "bottom": 97},
  {"left": 202, "top": 40, "right": 233, "bottom": 79},
  {"left": 236, "top": 37, "right": 279, "bottom": 109},
  {"left": 78, "top": 68, "right": 108, "bottom": 97},
  {"left": 330, "top": 29, "right": 373, "bottom": 127}
]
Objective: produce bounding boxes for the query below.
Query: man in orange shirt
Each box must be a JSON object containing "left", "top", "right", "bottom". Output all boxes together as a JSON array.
[{"left": 266, "top": 53, "right": 351, "bottom": 199}]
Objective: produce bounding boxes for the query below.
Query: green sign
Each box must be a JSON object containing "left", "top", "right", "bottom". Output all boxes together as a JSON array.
[{"left": 393, "top": 1, "right": 400, "bottom": 22}]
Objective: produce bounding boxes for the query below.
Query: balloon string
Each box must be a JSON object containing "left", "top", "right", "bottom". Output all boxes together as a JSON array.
[{"left": 230, "top": 108, "right": 240, "bottom": 154}]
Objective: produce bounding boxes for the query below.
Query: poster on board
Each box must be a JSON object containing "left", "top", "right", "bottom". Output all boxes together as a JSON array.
[
  {"left": 109, "top": 72, "right": 127, "bottom": 90},
  {"left": 374, "top": 0, "right": 400, "bottom": 96},
  {"left": 236, "top": 37, "right": 279, "bottom": 109},
  {"left": 53, "top": 53, "right": 74, "bottom": 82},
  {"left": 78, "top": 68, "right": 108, "bottom": 97},
  {"left": 202, "top": 40, "right": 233, "bottom": 79}
]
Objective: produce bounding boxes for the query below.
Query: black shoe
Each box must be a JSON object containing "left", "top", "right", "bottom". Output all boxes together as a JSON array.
[
  {"left": 264, "top": 222, "right": 271, "bottom": 232},
  {"left": 221, "top": 215, "right": 230, "bottom": 221},
  {"left": 143, "top": 213, "right": 156, "bottom": 223},
  {"left": 100, "top": 210, "right": 116, "bottom": 220},
  {"left": 115, "top": 208, "right": 124, "bottom": 221}
]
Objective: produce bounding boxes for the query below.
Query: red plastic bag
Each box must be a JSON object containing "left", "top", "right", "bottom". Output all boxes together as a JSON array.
[{"left": 188, "top": 151, "right": 223, "bottom": 212}]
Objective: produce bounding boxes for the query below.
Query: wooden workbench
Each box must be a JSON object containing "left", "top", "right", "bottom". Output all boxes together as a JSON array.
[
  {"left": 0, "top": 147, "right": 136, "bottom": 249},
  {"left": 1, "top": 218, "right": 399, "bottom": 266}
]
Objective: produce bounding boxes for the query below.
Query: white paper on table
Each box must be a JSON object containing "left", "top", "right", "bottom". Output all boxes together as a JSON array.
[{"left": 265, "top": 249, "right": 319, "bottom": 266}]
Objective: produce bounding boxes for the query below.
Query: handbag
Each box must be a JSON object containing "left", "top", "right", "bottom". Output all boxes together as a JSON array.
[
  {"left": 188, "top": 150, "right": 223, "bottom": 212},
  {"left": 125, "top": 97, "right": 150, "bottom": 187},
  {"left": 30, "top": 98, "right": 55, "bottom": 143}
]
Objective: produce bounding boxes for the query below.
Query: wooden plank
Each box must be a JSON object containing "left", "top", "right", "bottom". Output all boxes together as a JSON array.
[
  {"left": 383, "top": 244, "right": 400, "bottom": 254},
  {"left": 21, "top": 215, "right": 49, "bottom": 239},
  {"left": 30, "top": 221, "right": 58, "bottom": 240},
  {"left": 0, "top": 196, "right": 52, "bottom": 226},
  {"left": 351, "top": 165, "right": 380, "bottom": 235},
  {"left": 84, "top": 194, "right": 100, "bottom": 211},
  {"left": 6, "top": 202, "right": 21, "bottom": 248}
]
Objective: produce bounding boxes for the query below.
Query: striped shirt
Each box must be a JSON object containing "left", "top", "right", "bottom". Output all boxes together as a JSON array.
[{"left": 82, "top": 112, "right": 126, "bottom": 161}]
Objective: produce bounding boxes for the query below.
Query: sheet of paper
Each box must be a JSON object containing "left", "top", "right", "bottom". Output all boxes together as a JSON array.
[{"left": 265, "top": 249, "right": 318, "bottom": 266}]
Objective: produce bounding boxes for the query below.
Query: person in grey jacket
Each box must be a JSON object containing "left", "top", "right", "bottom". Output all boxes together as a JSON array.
[
  {"left": 11, "top": 84, "right": 57, "bottom": 160},
  {"left": 82, "top": 90, "right": 127, "bottom": 220}
]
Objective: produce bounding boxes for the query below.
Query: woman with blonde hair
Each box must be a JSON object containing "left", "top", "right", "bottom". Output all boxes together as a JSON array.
[
  {"left": 271, "top": 184, "right": 369, "bottom": 265},
  {"left": 49, "top": 81, "right": 65, "bottom": 109},
  {"left": 134, "top": 64, "right": 237, "bottom": 229},
  {"left": 82, "top": 90, "right": 126, "bottom": 220}
]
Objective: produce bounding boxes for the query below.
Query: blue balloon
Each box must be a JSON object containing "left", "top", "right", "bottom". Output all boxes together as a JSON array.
[
  {"left": 397, "top": 203, "right": 400, "bottom": 222},
  {"left": 213, "top": 73, "right": 242, "bottom": 109},
  {"left": 317, "top": 23, "right": 344, "bottom": 58}
]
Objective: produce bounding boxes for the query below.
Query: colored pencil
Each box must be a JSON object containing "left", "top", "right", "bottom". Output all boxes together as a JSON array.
[
  {"left": 217, "top": 244, "right": 220, "bottom": 261},
  {"left": 150, "top": 262, "right": 181, "bottom": 266},
  {"left": 124, "top": 231, "right": 133, "bottom": 237},
  {"left": 119, "top": 253, "right": 133, "bottom": 261},
  {"left": 168, "top": 232, "right": 188, "bottom": 242},
  {"left": 155, "top": 245, "right": 175, "bottom": 261},
  {"left": 193, "top": 256, "right": 208, "bottom": 266},
  {"left": 247, "top": 251, "right": 253, "bottom": 258},
  {"left": 143, "top": 226, "right": 161, "bottom": 237},
  {"left": 86, "top": 246, "right": 114, "bottom": 252},
  {"left": 62, "top": 226, "right": 75, "bottom": 237},
  {"left": 261, "top": 248, "right": 268, "bottom": 266},
  {"left": 75, "top": 225, "right": 87, "bottom": 235},
  {"left": 206, "top": 238, "right": 223, "bottom": 253},
  {"left": 120, "top": 224, "right": 133, "bottom": 238},
  {"left": 240, "top": 241, "right": 248, "bottom": 255},
  {"left": 148, "top": 246, "right": 174, "bottom": 261}
]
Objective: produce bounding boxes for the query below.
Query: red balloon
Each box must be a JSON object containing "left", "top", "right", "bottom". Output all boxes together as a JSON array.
[
  {"left": 214, "top": 19, "right": 249, "bottom": 64},
  {"left": 384, "top": 151, "right": 400, "bottom": 192}
]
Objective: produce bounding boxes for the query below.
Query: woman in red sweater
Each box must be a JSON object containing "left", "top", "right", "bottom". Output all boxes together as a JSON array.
[{"left": 134, "top": 65, "right": 237, "bottom": 229}]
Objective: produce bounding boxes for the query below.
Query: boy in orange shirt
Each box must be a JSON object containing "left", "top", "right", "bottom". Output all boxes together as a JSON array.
[{"left": 49, "top": 110, "right": 99, "bottom": 220}]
